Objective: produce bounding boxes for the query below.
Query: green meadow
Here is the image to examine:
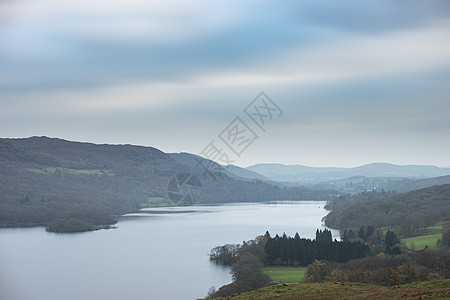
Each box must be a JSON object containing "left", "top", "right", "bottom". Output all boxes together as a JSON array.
[
  {"left": 400, "top": 223, "right": 443, "bottom": 250},
  {"left": 402, "top": 233, "right": 442, "bottom": 250},
  {"left": 261, "top": 266, "right": 307, "bottom": 283}
]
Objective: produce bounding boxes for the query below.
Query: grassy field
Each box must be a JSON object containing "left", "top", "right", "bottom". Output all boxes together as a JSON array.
[
  {"left": 27, "top": 167, "right": 114, "bottom": 176},
  {"left": 425, "top": 225, "right": 443, "bottom": 233},
  {"left": 215, "top": 279, "right": 450, "bottom": 300},
  {"left": 402, "top": 233, "right": 442, "bottom": 250},
  {"left": 380, "top": 223, "right": 443, "bottom": 251},
  {"left": 140, "top": 196, "right": 196, "bottom": 208},
  {"left": 382, "top": 223, "right": 443, "bottom": 235},
  {"left": 140, "top": 197, "right": 172, "bottom": 208},
  {"left": 399, "top": 223, "right": 443, "bottom": 250},
  {"left": 261, "top": 267, "right": 306, "bottom": 283}
]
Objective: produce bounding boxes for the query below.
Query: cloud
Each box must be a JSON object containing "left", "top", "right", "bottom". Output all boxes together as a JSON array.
[
  {"left": 2, "top": 0, "right": 449, "bottom": 96},
  {"left": 1, "top": 0, "right": 450, "bottom": 166},
  {"left": 4, "top": 16, "right": 449, "bottom": 114}
]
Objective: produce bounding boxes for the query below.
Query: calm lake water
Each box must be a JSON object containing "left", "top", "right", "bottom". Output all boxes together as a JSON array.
[{"left": 0, "top": 201, "right": 338, "bottom": 300}]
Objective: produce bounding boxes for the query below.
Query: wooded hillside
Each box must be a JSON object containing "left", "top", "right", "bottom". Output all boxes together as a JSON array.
[{"left": 324, "top": 184, "right": 450, "bottom": 232}]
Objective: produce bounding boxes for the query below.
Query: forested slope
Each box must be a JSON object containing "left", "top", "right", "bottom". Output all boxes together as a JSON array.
[{"left": 324, "top": 184, "right": 450, "bottom": 231}]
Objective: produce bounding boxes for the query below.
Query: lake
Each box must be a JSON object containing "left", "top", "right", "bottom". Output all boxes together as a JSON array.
[{"left": 0, "top": 201, "right": 338, "bottom": 300}]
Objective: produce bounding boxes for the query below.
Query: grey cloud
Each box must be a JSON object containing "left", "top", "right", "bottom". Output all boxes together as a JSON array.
[
  {"left": 3, "top": 0, "right": 448, "bottom": 95},
  {"left": 284, "top": 0, "right": 450, "bottom": 33}
]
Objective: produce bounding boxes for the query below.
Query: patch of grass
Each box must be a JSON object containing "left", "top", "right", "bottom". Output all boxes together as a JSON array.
[
  {"left": 382, "top": 224, "right": 442, "bottom": 238},
  {"left": 26, "top": 168, "right": 47, "bottom": 174},
  {"left": 401, "top": 279, "right": 450, "bottom": 289},
  {"left": 261, "top": 266, "right": 306, "bottom": 283},
  {"left": 27, "top": 167, "right": 114, "bottom": 176},
  {"left": 140, "top": 197, "right": 172, "bottom": 208},
  {"left": 426, "top": 225, "right": 443, "bottom": 234},
  {"left": 214, "top": 280, "right": 450, "bottom": 300},
  {"left": 402, "top": 233, "right": 442, "bottom": 250}
]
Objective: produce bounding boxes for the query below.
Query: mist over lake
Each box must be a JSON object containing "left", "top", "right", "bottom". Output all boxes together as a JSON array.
[{"left": 0, "top": 201, "right": 338, "bottom": 300}]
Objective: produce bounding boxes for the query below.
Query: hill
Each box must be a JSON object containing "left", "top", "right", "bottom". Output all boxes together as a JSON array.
[
  {"left": 246, "top": 163, "right": 346, "bottom": 184},
  {"left": 247, "top": 163, "right": 450, "bottom": 184},
  {"left": 212, "top": 280, "right": 450, "bottom": 300},
  {"left": 169, "top": 153, "right": 270, "bottom": 182},
  {"left": 223, "top": 164, "right": 271, "bottom": 182},
  {"left": 324, "top": 184, "right": 450, "bottom": 231},
  {"left": 382, "top": 175, "right": 450, "bottom": 193},
  {"left": 0, "top": 137, "right": 334, "bottom": 232}
]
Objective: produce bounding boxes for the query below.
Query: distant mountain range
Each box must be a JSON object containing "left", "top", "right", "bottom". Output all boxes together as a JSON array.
[{"left": 246, "top": 163, "right": 450, "bottom": 184}]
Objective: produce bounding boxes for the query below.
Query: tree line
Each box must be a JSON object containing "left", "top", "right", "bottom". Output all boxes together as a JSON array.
[
  {"left": 264, "top": 229, "right": 369, "bottom": 266},
  {"left": 209, "top": 229, "right": 369, "bottom": 268}
]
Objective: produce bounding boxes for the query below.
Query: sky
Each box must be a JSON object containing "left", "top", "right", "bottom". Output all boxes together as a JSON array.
[{"left": 1, "top": 0, "right": 450, "bottom": 167}]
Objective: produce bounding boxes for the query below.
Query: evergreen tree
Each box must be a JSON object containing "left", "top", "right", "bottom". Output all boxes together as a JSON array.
[
  {"left": 264, "top": 230, "right": 368, "bottom": 266},
  {"left": 385, "top": 230, "right": 400, "bottom": 247},
  {"left": 365, "top": 225, "right": 375, "bottom": 241},
  {"left": 347, "top": 229, "right": 355, "bottom": 239},
  {"left": 358, "top": 226, "right": 365, "bottom": 240},
  {"left": 441, "top": 230, "right": 450, "bottom": 247}
]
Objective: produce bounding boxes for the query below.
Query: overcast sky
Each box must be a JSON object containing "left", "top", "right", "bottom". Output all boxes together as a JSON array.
[{"left": 1, "top": 0, "right": 450, "bottom": 167}]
